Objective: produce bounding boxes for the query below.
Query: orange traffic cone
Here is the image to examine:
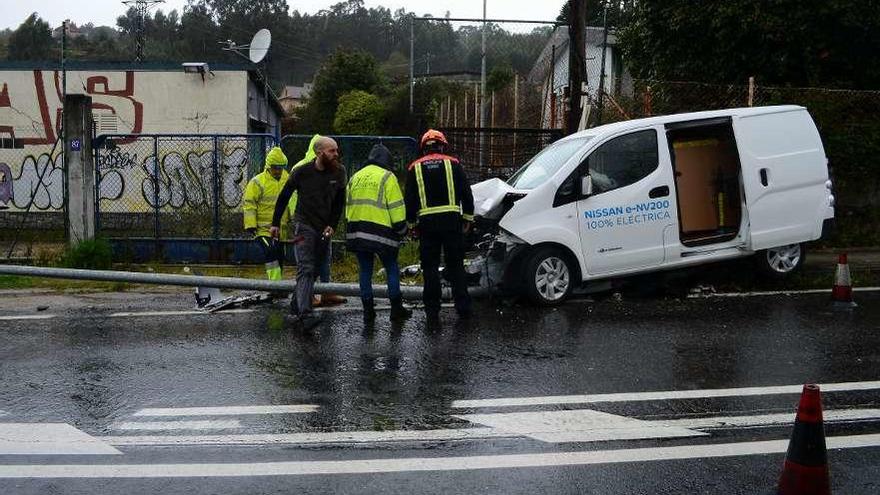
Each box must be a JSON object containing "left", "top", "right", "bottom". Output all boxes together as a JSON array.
[
  {"left": 831, "top": 253, "right": 857, "bottom": 309},
  {"left": 777, "top": 384, "right": 831, "bottom": 495}
]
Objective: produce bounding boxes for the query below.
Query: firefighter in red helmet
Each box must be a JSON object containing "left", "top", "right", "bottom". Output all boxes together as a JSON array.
[{"left": 404, "top": 129, "right": 474, "bottom": 320}]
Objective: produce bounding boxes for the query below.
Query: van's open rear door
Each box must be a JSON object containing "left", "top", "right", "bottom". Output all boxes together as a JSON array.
[{"left": 736, "top": 110, "right": 829, "bottom": 250}]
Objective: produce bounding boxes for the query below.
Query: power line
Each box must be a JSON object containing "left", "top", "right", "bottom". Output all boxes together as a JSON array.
[{"left": 121, "top": 0, "right": 164, "bottom": 62}]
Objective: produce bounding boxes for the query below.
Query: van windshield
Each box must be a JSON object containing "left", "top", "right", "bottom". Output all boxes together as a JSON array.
[{"left": 507, "top": 137, "right": 591, "bottom": 190}]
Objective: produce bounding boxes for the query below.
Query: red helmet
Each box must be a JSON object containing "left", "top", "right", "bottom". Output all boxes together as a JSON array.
[{"left": 419, "top": 129, "right": 448, "bottom": 150}]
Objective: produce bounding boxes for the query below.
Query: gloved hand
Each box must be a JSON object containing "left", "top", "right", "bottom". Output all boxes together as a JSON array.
[
  {"left": 269, "top": 226, "right": 280, "bottom": 239},
  {"left": 245, "top": 228, "right": 256, "bottom": 237},
  {"left": 462, "top": 221, "right": 473, "bottom": 234}
]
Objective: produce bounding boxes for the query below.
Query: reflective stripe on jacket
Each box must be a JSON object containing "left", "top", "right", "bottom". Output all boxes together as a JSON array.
[
  {"left": 345, "top": 164, "right": 406, "bottom": 253},
  {"left": 404, "top": 153, "right": 475, "bottom": 232}
]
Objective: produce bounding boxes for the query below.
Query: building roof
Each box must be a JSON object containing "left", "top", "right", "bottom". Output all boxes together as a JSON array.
[
  {"left": 0, "top": 60, "right": 286, "bottom": 116},
  {"left": 279, "top": 84, "right": 312, "bottom": 100},
  {"left": 415, "top": 70, "right": 481, "bottom": 80},
  {"left": 0, "top": 60, "right": 253, "bottom": 71}
]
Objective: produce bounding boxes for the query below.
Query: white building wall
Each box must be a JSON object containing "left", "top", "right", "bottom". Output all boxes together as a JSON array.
[{"left": 0, "top": 69, "right": 248, "bottom": 213}]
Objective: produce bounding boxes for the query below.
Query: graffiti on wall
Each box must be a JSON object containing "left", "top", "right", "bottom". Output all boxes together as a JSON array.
[
  {"left": 0, "top": 70, "right": 143, "bottom": 145},
  {"left": 97, "top": 148, "right": 138, "bottom": 170},
  {"left": 1, "top": 70, "right": 145, "bottom": 212},
  {"left": 8, "top": 153, "right": 64, "bottom": 210},
  {"left": 0, "top": 162, "right": 12, "bottom": 207},
  {"left": 96, "top": 146, "right": 250, "bottom": 212}
]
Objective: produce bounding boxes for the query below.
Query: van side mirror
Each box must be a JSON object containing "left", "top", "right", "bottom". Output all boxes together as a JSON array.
[{"left": 581, "top": 175, "right": 593, "bottom": 196}]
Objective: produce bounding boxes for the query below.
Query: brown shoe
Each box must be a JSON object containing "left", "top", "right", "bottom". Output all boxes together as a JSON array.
[{"left": 320, "top": 294, "right": 347, "bottom": 306}]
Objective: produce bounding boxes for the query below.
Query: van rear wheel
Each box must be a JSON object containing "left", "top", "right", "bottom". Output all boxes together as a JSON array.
[
  {"left": 756, "top": 243, "right": 805, "bottom": 278},
  {"left": 524, "top": 247, "right": 574, "bottom": 305}
]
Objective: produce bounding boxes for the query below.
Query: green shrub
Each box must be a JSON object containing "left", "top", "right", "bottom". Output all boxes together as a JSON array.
[
  {"left": 59, "top": 238, "right": 113, "bottom": 270},
  {"left": 334, "top": 90, "right": 384, "bottom": 135}
]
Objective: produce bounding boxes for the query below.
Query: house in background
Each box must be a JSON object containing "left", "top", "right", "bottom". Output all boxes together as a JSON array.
[
  {"left": 278, "top": 83, "right": 313, "bottom": 115},
  {"left": 528, "top": 26, "right": 633, "bottom": 129},
  {"left": 51, "top": 22, "right": 84, "bottom": 39}
]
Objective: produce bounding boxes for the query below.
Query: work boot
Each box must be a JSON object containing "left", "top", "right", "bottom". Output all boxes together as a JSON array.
[
  {"left": 321, "top": 294, "right": 348, "bottom": 306},
  {"left": 362, "top": 297, "right": 376, "bottom": 321},
  {"left": 390, "top": 297, "right": 412, "bottom": 321}
]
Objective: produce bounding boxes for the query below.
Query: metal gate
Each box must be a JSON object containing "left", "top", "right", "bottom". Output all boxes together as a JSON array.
[{"left": 93, "top": 133, "right": 275, "bottom": 262}]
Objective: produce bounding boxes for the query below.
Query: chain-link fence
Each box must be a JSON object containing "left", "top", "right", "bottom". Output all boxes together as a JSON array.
[
  {"left": 438, "top": 127, "right": 564, "bottom": 181},
  {"left": 279, "top": 135, "right": 418, "bottom": 177},
  {"left": 94, "top": 134, "right": 275, "bottom": 240},
  {"left": 0, "top": 140, "right": 67, "bottom": 254},
  {"left": 410, "top": 17, "right": 565, "bottom": 178}
]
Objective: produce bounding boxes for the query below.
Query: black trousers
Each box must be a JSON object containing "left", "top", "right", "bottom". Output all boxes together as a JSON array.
[
  {"left": 419, "top": 229, "right": 471, "bottom": 314},
  {"left": 255, "top": 236, "right": 284, "bottom": 280}
]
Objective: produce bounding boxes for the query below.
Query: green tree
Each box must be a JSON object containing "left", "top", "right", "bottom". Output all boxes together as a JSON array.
[
  {"left": 486, "top": 64, "right": 514, "bottom": 93},
  {"left": 179, "top": 3, "right": 218, "bottom": 60},
  {"left": 298, "top": 48, "right": 385, "bottom": 132},
  {"left": 333, "top": 90, "right": 384, "bottom": 134},
  {"left": 7, "top": 13, "right": 54, "bottom": 60},
  {"left": 557, "top": 1, "right": 636, "bottom": 27},
  {"left": 0, "top": 29, "right": 11, "bottom": 60},
  {"left": 618, "top": 0, "right": 880, "bottom": 88}
]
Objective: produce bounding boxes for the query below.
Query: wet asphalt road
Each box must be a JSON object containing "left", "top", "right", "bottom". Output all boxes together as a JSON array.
[{"left": 1, "top": 289, "right": 879, "bottom": 494}]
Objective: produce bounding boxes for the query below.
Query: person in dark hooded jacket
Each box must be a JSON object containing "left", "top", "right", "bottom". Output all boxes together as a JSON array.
[{"left": 345, "top": 144, "right": 411, "bottom": 320}]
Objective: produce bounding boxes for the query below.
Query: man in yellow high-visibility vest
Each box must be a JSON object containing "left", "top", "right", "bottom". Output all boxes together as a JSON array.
[
  {"left": 345, "top": 143, "right": 411, "bottom": 321},
  {"left": 243, "top": 146, "right": 291, "bottom": 283}
]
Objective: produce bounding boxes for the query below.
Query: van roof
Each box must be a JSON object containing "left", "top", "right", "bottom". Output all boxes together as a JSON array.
[{"left": 563, "top": 105, "right": 805, "bottom": 142}]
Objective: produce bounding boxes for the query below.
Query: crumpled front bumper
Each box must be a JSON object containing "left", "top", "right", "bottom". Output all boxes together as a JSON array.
[{"left": 465, "top": 232, "right": 529, "bottom": 294}]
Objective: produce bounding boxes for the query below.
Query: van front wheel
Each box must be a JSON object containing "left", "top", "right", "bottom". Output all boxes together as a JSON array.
[
  {"left": 524, "top": 247, "right": 574, "bottom": 305},
  {"left": 756, "top": 243, "right": 805, "bottom": 278}
]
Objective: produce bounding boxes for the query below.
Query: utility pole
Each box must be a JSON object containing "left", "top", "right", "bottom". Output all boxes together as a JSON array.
[
  {"left": 479, "top": 0, "right": 488, "bottom": 169},
  {"left": 122, "top": 0, "right": 164, "bottom": 62},
  {"left": 568, "top": 0, "right": 585, "bottom": 134},
  {"left": 409, "top": 16, "right": 415, "bottom": 114},
  {"left": 61, "top": 19, "right": 67, "bottom": 145},
  {"left": 596, "top": 3, "right": 609, "bottom": 126},
  {"left": 61, "top": 19, "right": 68, "bottom": 241}
]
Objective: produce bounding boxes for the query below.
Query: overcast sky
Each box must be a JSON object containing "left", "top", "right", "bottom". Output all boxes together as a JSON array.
[{"left": 2, "top": 1, "right": 566, "bottom": 31}]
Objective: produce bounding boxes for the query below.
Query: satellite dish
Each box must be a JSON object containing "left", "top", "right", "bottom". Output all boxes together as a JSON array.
[{"left": 249, "top": 29, "right": 271, "bottom": 64}]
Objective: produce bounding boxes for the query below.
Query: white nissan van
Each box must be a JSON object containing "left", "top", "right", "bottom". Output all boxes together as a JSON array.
[{"left": 469, "top": 106, "right": 835, "bottom": 305}]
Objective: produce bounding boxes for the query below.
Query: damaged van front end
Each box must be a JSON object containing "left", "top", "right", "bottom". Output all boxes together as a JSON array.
[
  {"left": 465, "top": 135, "right": 594, "bottom": 300},
  {"left": 465, "top": 178, "right": 531, "bottom": 295}
]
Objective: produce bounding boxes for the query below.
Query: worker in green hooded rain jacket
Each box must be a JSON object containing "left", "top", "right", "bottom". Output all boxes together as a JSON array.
[{"left": 243, "top": 146, "right": 292, "bottom": 282}]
